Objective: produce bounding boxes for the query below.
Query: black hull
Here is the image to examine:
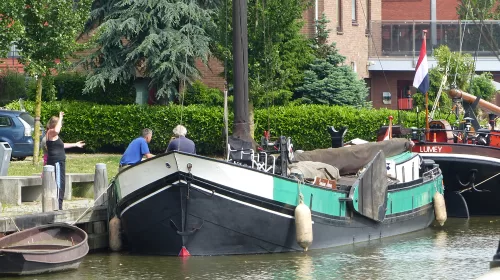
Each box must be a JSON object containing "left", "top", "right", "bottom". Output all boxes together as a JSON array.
[
  {"left": 0, "top": 254, "right": 83, "bottom": 276},
  {"left": 119, "top": 180, "right": 436, "bottom": 256},
  {"left": 422, "top": 155, "right": 500, "bottom": 217}
]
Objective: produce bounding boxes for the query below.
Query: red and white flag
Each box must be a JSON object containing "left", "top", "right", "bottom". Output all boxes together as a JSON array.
[{"left": 413, "top": 31, "right": 430, "bottom": 94}]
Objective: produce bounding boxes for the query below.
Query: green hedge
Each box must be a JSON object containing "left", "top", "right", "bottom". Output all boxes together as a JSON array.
[
  {"left": 5, "top": 101, "right": 456, "bottom": 155},
  {"left": 53, "top": 73, "right": 136, "bottom": 104}
]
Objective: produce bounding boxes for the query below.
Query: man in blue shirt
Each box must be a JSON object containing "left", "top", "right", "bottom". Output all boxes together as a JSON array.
[
  {"left": 166, "top": 125, "right": 196, "bottom": 154},
  {"left": 119, "top": 128, "right": 154, "bottom": 171}
]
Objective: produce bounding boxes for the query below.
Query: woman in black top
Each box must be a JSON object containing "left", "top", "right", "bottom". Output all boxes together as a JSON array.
[{"left": 46, "top": 112, "right": 85, "bottom": 210}]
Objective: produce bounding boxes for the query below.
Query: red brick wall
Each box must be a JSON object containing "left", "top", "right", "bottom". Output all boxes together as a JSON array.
[
  {"left": 320, "top": 0, "right": 382, "bottom": 78},
  {"left": 301, "top": 0, "right": 325, "bottom": 38},
  {"left": 383, "top": 0, "right": 458, "bottom": 20},
  {"left": 0, "top": 58, "right": 24, "bottom": 74},
  {"left": 437, "top": 0, "right": 459, "bottom": 20},
  {"left": 370, "top": 71, "right": 415, "bottom": 109},
  {"left": 196, "top": 58, "right": 226, "bottom": 91}
]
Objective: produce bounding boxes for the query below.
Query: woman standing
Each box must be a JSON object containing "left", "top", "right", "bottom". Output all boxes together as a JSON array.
[{"left": 46, "top": 112, "right": 85, "bottom": 210}]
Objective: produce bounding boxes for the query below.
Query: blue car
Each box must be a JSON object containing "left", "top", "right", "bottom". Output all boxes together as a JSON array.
[{"left": 0, "top": 109, "right": 42, "bottom": 160}]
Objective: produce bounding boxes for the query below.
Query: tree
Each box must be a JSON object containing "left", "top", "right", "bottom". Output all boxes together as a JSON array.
[
  {"left": 295, "top": 14, "right": 371, "bottom": 108},
  {"left": 413, "top": 45, "right": 496, "bottom": 114},
  {"left": 0, "top": 1, "right": 23, "bottom": 57},
  {"left": 457, "top": 0, "right": 500, "bottom": 20},
  {"left": 9, "top": 0, "right": 92, "bottom": 164},
  {"left": 212, "top": 0, "right": 314, "bottom": 103},
  {"left": 83, "top": 0, "right": 218, "bottom": 101}
]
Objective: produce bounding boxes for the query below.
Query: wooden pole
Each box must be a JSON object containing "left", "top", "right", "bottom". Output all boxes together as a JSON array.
[
  {"left": 425, "top": 92, "right": 430, "bottom": 141},
  {"left": 42, "top": 165, "right": 57, "bottom": 212},
  {"left": 94, "top": 163, "right": 108, "bottom": 206}
]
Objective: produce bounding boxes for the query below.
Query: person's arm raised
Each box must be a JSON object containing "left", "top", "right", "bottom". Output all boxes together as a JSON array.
[{"left": 54, "top": 112, "right": 64, "bottom": 134}]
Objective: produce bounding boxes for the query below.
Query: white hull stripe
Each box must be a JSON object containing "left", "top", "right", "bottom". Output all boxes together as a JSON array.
[
  {"left": 420, "top": 153, "right": 500, "bottom": 164},
  {"left": 119, "top": 180, "right": 297, "bottom": 221},
  {"left": 120, "top": 185, "right": 173, "bottom": 216},
  {"left": 188, "top": 183, "right": 296, "bottom": 220}
]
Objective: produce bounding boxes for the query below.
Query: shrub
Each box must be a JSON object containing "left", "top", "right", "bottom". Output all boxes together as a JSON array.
[
  {"left": 26, "top": 75, "right": 57, "bottom": 102},
  {"left": 5, "top": 101, "right": 456, "bottom": 155},
  {"left": 53, "top": 72, "right": 136, "bottom": 104},
  {"left": 0, "top": 71, "right": 27, "bottom": 105},
  {"left": 179, "top": 81, "right": 224, "bottom": 107}
]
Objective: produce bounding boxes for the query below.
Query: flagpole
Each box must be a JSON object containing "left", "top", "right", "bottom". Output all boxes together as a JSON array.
[{"left": 425, "top": 92, "right": 429, "bottom": 141}]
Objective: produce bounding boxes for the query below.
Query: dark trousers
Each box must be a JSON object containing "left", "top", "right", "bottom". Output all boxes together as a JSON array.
[{"left": 53, "top": 161, "right": 66, "bottom": 210}]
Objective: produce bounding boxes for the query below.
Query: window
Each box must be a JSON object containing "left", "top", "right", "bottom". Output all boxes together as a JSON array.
[
  {"left": 7, "top": 44, "right": 20, "bottom": 58},
  {"left": 0, "top": 116, "right": 12, "bottom": 127},
  {"left": 352, "top": 0, "right": 358, "bottom": 24},
  {"left": 337, "top": 0, "right": 343, "bottom": 33},
  {"left": 397, "top": 80, "right": 414, "bottom": 110},
  {"left": 383, "top": 92, "right": 392, "bottom": 105}
]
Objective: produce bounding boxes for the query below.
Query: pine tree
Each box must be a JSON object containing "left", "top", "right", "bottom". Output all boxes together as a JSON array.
[
  {"left": 83, "top": 0, "right": 218, "bottom": 100},
  {"left": 296, "top": 14, "right": 371, "bottom": 108}
]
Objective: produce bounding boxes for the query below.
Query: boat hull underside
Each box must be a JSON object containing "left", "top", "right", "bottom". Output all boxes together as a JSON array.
[
  {"left": 120, "top": 181, "right": 436, "bottom": 256},
  {"left": 0, "top": 254, "right": 82, "bottom": 276},
  {"left": 423, "top": 156, "right": 500, "bottom": 217}
]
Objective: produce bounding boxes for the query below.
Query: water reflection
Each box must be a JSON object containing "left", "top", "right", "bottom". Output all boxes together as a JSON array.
[{"left": 3, "top": 218, "right": 499, "bottom": 280}]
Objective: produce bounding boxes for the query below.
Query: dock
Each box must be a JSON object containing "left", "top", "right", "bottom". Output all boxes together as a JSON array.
[{"left": 0, "top": 163, "right": 111, "bottom": 251}]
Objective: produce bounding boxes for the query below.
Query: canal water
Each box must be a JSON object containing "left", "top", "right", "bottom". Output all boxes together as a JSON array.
[{"left": 8, "top": 217, "right": 500, "bottom": 280}]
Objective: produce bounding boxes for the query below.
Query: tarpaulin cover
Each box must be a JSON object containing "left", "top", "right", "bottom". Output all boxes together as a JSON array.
[{"left": 293, "top": 138, "right": 413, "bottom": 175}]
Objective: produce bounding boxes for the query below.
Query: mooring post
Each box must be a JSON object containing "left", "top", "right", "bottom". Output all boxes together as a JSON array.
[
  {"left": 94, "top": 163, "right": 108, "bottom": 206},
  {"left": 42, "top": 165, "right": 58, "bottom": 212}
]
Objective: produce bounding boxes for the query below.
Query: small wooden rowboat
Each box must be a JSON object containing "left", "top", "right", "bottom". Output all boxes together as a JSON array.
[{"left": 0, "top": 223, "right": 89, "bottom": 275}]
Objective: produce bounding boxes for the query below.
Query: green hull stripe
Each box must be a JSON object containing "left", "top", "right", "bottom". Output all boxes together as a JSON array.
[
  {"left": 273, "top": 177, "right": 347, "bottom": 217},
  {"left": 386, "top": 151, "right": 415, "bottom": 164},
  {"left": 273, "top": 175, "right": 443, "bottom": 218},
  {"left": 386, "top": 175, "right": 444, "bottom": 215}
]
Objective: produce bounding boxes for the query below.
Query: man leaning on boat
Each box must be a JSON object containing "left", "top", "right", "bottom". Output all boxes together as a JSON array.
[{"left": 119, "top": 128, "right": 154, "bottom": 172}]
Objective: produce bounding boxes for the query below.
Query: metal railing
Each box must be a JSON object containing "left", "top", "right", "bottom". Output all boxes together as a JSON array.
[{"left": 369, "top": 20, "right": 500, "bottom": 58}]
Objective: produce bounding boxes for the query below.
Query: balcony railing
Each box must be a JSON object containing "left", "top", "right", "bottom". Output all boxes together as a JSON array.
[{"left": 369, "top": 20, "right": 500, "bottom": 58}]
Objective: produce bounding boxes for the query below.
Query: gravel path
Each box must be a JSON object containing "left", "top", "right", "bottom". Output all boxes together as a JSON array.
[{"left": 0, "top": 198, "right": 95, "bottom": 217}]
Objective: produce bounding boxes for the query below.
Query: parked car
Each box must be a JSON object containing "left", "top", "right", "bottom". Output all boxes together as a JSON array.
[{"left": 0, "top": 109, "right": 43, "bottom": 160}]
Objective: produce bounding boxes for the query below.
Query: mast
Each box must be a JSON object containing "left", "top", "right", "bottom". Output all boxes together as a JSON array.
[
  {"left": 232, "top": 0, "right": 251, "bottom": 141},
  {"left": 449, "top": 88, "right": 500, "bottom": 116}
]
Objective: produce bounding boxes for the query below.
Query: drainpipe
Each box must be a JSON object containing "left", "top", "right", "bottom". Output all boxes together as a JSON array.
[
  {"left": 431, "top": 0, "right": 437, "bottom": 47},
  {"left": 315, "top": 0, "right": 319, "bottom": 33}
]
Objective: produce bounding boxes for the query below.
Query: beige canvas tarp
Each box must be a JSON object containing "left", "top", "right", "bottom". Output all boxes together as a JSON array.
[{"left": 293, "top": 138, "right": 413, "bottom": 175}]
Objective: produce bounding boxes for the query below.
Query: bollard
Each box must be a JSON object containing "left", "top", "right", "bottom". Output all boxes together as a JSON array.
[
  {"left": 42, "top": 165, "right": 58, "bottom": 212},
  {"left": 94, "top": 163, "right": 108, "bottom": 206}
]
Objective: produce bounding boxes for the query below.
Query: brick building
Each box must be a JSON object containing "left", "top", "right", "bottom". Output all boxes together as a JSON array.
[
  {"left": 302, "top": 0, "right": 382, "bottom": 79},
  {"left": 3, "top": 0, "right": 499, "bottom": 107},
  {"left": 367, "top": 0, "right": 500, "bottom": 109}
]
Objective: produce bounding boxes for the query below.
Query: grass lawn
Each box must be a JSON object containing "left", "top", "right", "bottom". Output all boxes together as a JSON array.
[{"left": 7, "top": 154, "right": 122, "bottom": 181}]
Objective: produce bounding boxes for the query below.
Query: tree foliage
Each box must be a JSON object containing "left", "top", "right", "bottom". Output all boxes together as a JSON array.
[
  {"left": 413, "top": 45, "right": 497, "bottom": 115},
  {"left": 295, "top": 14, "right": 371, "bottom": 108},
  {"left": 84, "top": 0, "right": 218, "bottom": 100},
  {"left": 3, "top": 0, "right": 93, "bottom": 164},
  {"left": 0, "top": 1, "right": 23, "bottom": 58},
  {"left": 212, "top": 0, "right": 314, "bottom": 100},
  {"left": 457, "top": 0, "right": 500, "bottom": 20}
]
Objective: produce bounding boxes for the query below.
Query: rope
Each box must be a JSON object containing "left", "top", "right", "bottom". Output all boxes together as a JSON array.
[
  {"left": 357, "top": 0, "right": 392, "bottom": 105},
  {"left": 71, "top": 182, "right": 113, "bottom": 225},
  {"left": 453, "top": 0, "right": 472, "bottom": 86},
  {"left": 430, "top": 54, "right": 451, "bottom": 119},
  {"left": 9, "top": 217, "right": 20, "bottom": 232},
  {"left": 223, "top": 0, "right": 229, "bottom": 158},
  {"left": 459, "top": 172, "right": 500, "bottom": 193},
  {"left": 176, "top": 8, "right": 193, "bottom": 153}
]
